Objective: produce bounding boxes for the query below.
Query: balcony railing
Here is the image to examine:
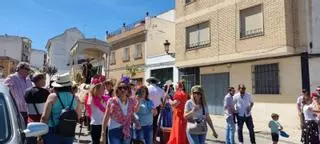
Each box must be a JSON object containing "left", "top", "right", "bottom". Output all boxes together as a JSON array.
[
  {"left": 240, "top": 28, "right": 264, "bottom": 39},
  {"left": 186, "top": 40, "right": 211, "bottom": 50},
  {"left": 107, "top": 18, "right": 146, "bottom": 38}
]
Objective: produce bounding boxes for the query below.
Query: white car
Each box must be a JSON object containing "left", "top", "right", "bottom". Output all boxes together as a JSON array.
[{"left": 0, "top": 83, "right": 48, "bottom": 144}]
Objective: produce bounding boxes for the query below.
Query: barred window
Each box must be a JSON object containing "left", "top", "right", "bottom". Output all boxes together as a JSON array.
[
  {"left": 110, "top": 51, "right": 116, "bottom": 65},
  {"left": 181, "top": 74, "right": 196, "bottom": 95},
  {"left": 253, "top": 63, "right": 280, "bottom": 94}
]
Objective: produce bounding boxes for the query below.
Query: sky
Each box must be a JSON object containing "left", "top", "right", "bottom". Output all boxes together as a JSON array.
[{"left": 0, "top": 0, "right": 175, "bottom": 50}]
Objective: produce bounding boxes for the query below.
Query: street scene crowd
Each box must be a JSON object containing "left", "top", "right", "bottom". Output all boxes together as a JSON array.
[{"left": 3, "top": 61, "right": 320, "bottom": 144}]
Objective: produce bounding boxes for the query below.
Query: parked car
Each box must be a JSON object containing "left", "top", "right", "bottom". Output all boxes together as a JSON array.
[{"left": 0, "top": 83, "right": 48, "bottom": 144}]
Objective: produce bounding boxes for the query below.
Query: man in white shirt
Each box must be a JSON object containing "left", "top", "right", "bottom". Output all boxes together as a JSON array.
[
  {"left": 297, "top": 89, "right": 309, "bottom": 129},
  {"left": 224, "top": 87, "right": 236, "bottom": 144},
  {"left": 146, "top": 77, "right": 165, "bottom": 142},
  {"left": 233, "top": 84, "right": 255, "bottom": 144}
]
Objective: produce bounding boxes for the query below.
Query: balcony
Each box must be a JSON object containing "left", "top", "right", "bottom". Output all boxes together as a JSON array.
[{"left": 106, "top": 19, "right": 146, "bottom": 43}]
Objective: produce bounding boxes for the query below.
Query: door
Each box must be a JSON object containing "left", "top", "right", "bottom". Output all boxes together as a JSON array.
[{"left": 201, "top": 73, "right": 229, "bottom": 115}]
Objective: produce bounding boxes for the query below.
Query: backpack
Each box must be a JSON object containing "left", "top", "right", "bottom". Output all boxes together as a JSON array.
[{"left": 51, "top": 93, "right": 78, "bottom": 137}]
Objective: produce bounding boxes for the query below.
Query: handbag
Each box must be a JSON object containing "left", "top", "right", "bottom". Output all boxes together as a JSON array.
[{"left": 187, "top": 103, "right": 207, "bottom": 135}]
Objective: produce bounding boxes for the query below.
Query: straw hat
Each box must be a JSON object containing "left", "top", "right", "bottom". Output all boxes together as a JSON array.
[{"left": 51, "top": 73, "right": 72, "bottom": 88}]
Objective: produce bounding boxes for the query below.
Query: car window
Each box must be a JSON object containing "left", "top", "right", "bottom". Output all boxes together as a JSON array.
[{"left": 0, "top": 93, "right": 11, "bottom": 143}]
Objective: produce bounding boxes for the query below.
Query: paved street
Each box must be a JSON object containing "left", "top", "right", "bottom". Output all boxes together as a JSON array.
[{"left": 73, "top": 124, "right": 300, "bottom": 144}]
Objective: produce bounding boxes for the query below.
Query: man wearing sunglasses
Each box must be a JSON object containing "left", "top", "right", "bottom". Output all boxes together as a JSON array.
[
  {"left": 233, "top": 84, "right": 255, "bottom": 144},
  {"left": 3, "top": 62, "right": 33, "bottom": 125}
]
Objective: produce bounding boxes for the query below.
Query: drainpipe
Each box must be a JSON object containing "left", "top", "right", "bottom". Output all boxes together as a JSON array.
[{"left": 301, "top": 0, "right": 311, "bottom": 93}]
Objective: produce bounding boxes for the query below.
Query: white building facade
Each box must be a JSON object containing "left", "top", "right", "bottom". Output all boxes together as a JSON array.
[
  {"left": 0, "top": 34, "right": 31, "bottom": 62},
  {"left": 30, "top": 49, "right": 46, "bottom": 69},
  {"left": 46, "top": 28, "right": 85, "bottom": 74},
  {"left": 144, "top": 10, "right": 178, "bottom": 85}
]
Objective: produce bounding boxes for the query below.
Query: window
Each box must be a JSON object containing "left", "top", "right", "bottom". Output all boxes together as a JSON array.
[
  {"left": 134, "top": 44, "right": 142, "bottom": 59},
  {"left": 181, "top": 74, "right": 196, "bottom": 95},
  {"left": 186, "top": 21, "right": 210, "bottom": 50},
  {"left": 123, "top": 47, "right": 130, "bottom": 61},
  {"left": 240, "top": 4, "right": 264, "bottom": 38},
  {"left": 0, "top": 93, "right": 11, "bottom": 143},
  {"left": 185, "top": 0, "right": 193, "bottom": 4},
  {"left": 252, "top": 63, "right": 280, "bottom": 94},
  {"left": 110, "top": 51, "right": 116, "bottom": 65}
]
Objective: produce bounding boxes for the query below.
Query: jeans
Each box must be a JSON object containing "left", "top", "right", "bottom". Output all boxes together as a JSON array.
[
  {"left": 135, "top": 125, "right": 153, "bottom": 144},
  {"left": 43, "top": 127, "right": 74, "bottom": 144},
  {"left": 186, "top": 131, "right": 206, "bottom": 144},
  {"left": 108, "top": 127, "right": 131, "bottom": 144},
  {"left": 225, "top": 118, "right": 235, "bottom": 144},
  {"left": 237, "top": 116, "right": 256, "bottom": 144},
  {"left": 91, "top": 125, "right": 102, "bottom": 144}
]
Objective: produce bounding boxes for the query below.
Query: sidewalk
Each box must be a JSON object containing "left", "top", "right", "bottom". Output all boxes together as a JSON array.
[{"left": 209, "top": 115, "right": 300, "bottom": 144}]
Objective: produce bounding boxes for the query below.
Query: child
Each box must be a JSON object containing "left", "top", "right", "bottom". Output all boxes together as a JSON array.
[{"left": 268, "top": 113, "right": 283, "bottom": 144}]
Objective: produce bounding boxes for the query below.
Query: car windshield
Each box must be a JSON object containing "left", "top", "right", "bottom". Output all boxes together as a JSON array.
[{"left": 0, "top": 93, "right": 11, "bottom": 142}]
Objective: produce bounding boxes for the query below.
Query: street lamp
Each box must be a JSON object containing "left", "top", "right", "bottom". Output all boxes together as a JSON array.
[{"left": 164, "top": 40, "right": 175, "bottom": 58}]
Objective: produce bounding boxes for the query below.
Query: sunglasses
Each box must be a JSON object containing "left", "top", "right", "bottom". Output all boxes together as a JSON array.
[
  {"left": 193, "top": 92, "right": 201, "bottom": 95},
  {"left": 240, "top": 87, "right": 246, "bottom": 90},
  {"left": 119, "top": 86, "right": 129, "bottom": 91}
]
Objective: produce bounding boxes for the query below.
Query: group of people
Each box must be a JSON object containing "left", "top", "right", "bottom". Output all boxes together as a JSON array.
[
  {"left": 3, "top": 62, "right": 221, "bottom": 144},
  {"left": 297, "top": 87, "right": 320, "bottom": 144}
]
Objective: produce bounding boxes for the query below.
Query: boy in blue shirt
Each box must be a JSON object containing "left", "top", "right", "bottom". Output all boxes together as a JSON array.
[{"left": 268, "top": 113, "right": 283, "bottom": 144}]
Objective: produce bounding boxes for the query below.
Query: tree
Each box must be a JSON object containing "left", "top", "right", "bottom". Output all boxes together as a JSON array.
[
  {"left": 125, "top": 64, "right": 143, "bottom": 78},
  {"left": 42, "top": 65, "right": 58, "bottom": 78}
]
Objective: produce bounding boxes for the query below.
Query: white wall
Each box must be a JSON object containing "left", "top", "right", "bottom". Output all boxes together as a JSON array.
[
  {"left": 47, "top": 28, "right": 84, "bottom": 74},
  {"left": 156, "top": 9, "right": 175, "bottom": 22},
  {"left": 0, "top": 36, "right": 22, "bottom": 61},
  {"left": 312, "top": 0, "right": 320, "bottom": 54},
  {"left": 30, "top": 49, "right": 45, "bottom": 69},
  {"left": 310, "top": 57, "right": 320, "bottom": 91}
]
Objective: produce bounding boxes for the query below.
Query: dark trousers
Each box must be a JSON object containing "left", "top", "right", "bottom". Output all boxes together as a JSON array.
[
  {"left": 153, "top": 106, "right": 161, "bottom": 141},
  {"left": 91, "top": 125, "right": 102, "bottom": 144},
  {"left": 237, "top": 116, "right": 256, "bottom": 144}
]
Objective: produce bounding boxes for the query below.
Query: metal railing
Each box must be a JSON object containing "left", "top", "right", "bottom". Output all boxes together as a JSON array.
[
  {"left": 240, "top": 28, "right": 264, "bottom": 38},
  {"left": 186, "top": 40, "right": 211, "bottom": 50},
  {"left": 107, "top": 18, "right": 146, "bottom": 38}
]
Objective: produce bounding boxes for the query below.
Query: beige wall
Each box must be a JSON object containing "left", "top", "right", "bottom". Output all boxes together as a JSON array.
[
  {"left": 146, "top": 18, "right": 175, "bottom": 57},
  {"left": 175, "top": 0, "right": 297, "bottom": 67},
  {"left": 108, "top": 34, "right": 146, "bottom": 80},
  {"left": 200, "top": 56, "right": 302, "bottom": 142}
]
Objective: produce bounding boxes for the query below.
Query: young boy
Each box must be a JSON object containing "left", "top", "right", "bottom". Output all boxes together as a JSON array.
[{"left": 268, "top": 113, "right": 283, "bottom": 144}]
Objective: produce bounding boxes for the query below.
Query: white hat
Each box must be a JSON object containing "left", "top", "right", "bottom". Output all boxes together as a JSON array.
[{"left": 51, "top": 73, "right": 72, "bottom": 88}]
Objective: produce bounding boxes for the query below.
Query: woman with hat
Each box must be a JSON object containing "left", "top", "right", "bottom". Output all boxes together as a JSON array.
[
  {"left": 167, "top": 80, "right": 190, "bottom": 144},
  {"left": 83, "top": 77, "right": 109, "bottom": 144},
  {"left": 101, "top": 80, "right": 141, "bottom": 144},
  {"left": 40, "top": 73, "right": 81, "bottom": 144},
  {"left": 184, "top": 85, "right": 218, "bottom": 144}
]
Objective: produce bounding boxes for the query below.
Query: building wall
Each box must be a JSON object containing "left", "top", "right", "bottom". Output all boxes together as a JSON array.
[
  {"left": 309, "top": 56, "right": 320, "bottom": 91},
  {"left": 47, "top": 28, "right": 84, "bottom": 74},
  {"left": 30, "top": 49, "right": 45, "bottom": 69},
  {"left": 108, "top": 34, "right": 146, "bottom": 80},
  {"left": 0, "top": 36, "right": 23, "bottom": 61},
  {"left": 200, "top": 56, "right": 302, "bottom": 141},
  {"left": 146, "top": 16, "right": 175, "bottom": 57},
  {"left": 175, "top": 0, "right": 296, "bottom": 68},
  {"left": 0, "top": 57, "right": 18, "bottom": 78},
  {"left": 312, "top": 0, "right": 320, "bottom": 53}
]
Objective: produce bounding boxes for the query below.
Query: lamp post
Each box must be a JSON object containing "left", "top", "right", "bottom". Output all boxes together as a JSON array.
[{"left": 164, "top": 40, "right": 175, "bottom": 58}]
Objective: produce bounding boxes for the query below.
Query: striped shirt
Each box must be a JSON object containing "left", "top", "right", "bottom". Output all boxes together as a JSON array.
[{"left": 3, "top": 73, "right": 33, "bottom": 112}]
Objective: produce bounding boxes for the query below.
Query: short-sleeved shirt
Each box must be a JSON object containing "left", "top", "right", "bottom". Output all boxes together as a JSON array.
[
  {"left": 303, "top": 104, "right": 317, "bottom": 121},
  {"left": 269, "top": 120, "right": 280, "bottom": 133},
  {"left": 233, "top": 92, "right": 254, "bottom": 117},
  {"left": 3, "top": 73, "right": 33, "bottom": 112},
  {"left": 135, "top": 100, "right": 154, "bottom": 126},
  {"left": 24, "top": 87, "right": 49, "bottom": 122},
  {"left": 184, "top": 99, "right": 208, "bottom": 120},
  {"left": 147, "top": 84, "right": 165, "bottom": 107},
  {"left": 296, "top": 96, "right": 303, "bottom": 112},
  {"left": 224, "top": 94, "right": 235, "bottom": 120}
]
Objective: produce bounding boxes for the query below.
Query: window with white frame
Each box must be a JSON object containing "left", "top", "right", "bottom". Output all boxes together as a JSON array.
[
  {"left": 186, "top": 21, "right": 210, "bottom": 50},
  {"left": 123, "top": 47, "right": 130, "bottom": 61},
  {"left": 134, "top": 44, "right": 142, "bottom": 59},
  {"left": 252, "top": 63, "right": 280, "bottom": 94},
  {"left": 240, "top": 4, "right": 264, "bottom": 38},
  {"left": 110, "top": 51, "right": 116, "bottom": 65}
]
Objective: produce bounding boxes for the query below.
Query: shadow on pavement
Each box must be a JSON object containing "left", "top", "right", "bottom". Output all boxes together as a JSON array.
[{"left": 206, "top": 139, "right": 225, "bottom": 144}]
